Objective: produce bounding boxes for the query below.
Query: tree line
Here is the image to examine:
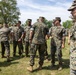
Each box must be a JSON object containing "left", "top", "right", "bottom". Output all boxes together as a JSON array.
[{"left": 0, "top": 0, "right": 73, "bottom": 29}]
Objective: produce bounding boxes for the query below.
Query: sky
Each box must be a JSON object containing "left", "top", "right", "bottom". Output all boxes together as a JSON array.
[{"left": 17, "top": 0, "right": 73, "bottom": 24}]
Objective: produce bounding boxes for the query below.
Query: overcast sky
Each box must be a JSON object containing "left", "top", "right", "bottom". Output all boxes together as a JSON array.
[{"left": 17, "top": 0, "right": 73, "bottom": 24}]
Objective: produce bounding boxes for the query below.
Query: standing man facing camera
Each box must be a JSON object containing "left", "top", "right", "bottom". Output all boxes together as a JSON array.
[
  {"left": 49, "top": 17, "right": 65, "bottom": 70},
  {"left": 24, "top": 19, "right": 32, "bottom": 57}
]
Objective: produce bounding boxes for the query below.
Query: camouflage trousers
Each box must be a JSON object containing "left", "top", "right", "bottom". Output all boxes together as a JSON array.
[
  {"left": 70, "top": 47, "right": 76, "bottom": 75},
  {"left": 1, "top": 41, "right": 10, "bottom": 57},
  {"left": 13, "top": 41, "right": 23, "bottom": 56},
  {"left": 70, "top": 69, "right": 76, "bottom": 75},
  {"left": 30, "top": 43, "right": 45, "bottom": 66},
  {"left": 25, "top": 41, "right": 30, "bottom": 56},
  {"left": 51, "top": 43, "right": 62, "bottom": 66}
]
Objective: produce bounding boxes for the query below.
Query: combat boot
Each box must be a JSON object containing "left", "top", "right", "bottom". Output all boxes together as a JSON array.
[
  {"left": 2, "top": 55, "right": 6, "bottom": 58},
  {"left": 58, "top": 66, "right": 62, "bottom": 71},
  {"left": 27, "top": 66, "right": 33, "bottom": 72},
  {"left": 58, "top": 62, "right": 63, "bottom": 71}
]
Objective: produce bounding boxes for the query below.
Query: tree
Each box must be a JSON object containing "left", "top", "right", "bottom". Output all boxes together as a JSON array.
[
  {"left": 63, "top": 20, "right": 73, "bottom": 29},
  {"left": 0, "top": 0, "right": 20, "bottom": 25},
  {"left": 44, "top": 19, "right": 52, "bottom": 28},
  {"left": 46, "top": 20, "right": 52, "bottom": 28}
]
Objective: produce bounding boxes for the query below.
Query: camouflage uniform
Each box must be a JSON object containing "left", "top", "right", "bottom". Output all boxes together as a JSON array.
[
  {"left": 12, "top": 26, "right": 24, "bottom": 56},
  {"left": 69, "top": 24, "right": 76, "bottom": 75},
  {"left": 49, "top": 25, "right": 65, "bottom": 66},
  {"left": 30, "top": 22, "right": 49, "bottom": 66},
  {"left": 0, "top": 26, "right": 11, "bottom": 61},
  {"left": 68, "top": 0, "right": 76, "bottom": 75},
  {"left": 24, "top": 25, "right": 32, "bottom": 57},
  {"left": 44, "top": 41, "right": 48, "bottom": 57}
]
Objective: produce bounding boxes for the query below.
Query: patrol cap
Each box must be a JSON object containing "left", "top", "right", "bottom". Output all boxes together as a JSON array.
[
  {"left": 39, "top": 16, "right": 45, "bottom": 19},
  {"left": 68, "top": 5, "right": 76, "bottom": 11},
  {"left": 27, "top": 19, "right": 32, "bottom": 22},
  {"left": 54, "top": 17, "right": 61, "bottom": 22},
  {"left": 52, "top": 19, "right": 56, "bottom": 23},
  {"left": 73, "top": 0, "right": 76, "bottom": 3},
  {"left": 68, "top": 0, "right": 76, "bottom": 11}
]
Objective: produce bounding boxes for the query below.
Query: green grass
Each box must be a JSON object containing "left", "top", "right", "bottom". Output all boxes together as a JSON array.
[{"left": 0, "top": 38, "right": 70, "bottom": 75}]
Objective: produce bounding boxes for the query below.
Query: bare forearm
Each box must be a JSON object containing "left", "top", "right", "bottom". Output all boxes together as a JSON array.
[{"left": 29, "top": 31, "right": 33, "bottom": 40}]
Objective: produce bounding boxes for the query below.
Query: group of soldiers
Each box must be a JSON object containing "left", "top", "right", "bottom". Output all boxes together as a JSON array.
[
  {"left": 0, "top": 19, "right": 32, "bottom": 61},
  {"left": 0, "top": 0, "right": 76, "bottom": 75},
  {"left": 0, "top": 16, "right": 66, "bottom": 71}
]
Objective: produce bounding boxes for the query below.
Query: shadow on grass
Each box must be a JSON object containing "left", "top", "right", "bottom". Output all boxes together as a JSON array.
[
  {"left": 10, "top": 55, "right": 25, "bottom": 61},
  {"left": 32, "top": 58, "right": 69, "bottom": 72},
  {"left": 0, "top": 61, "right": 19, "bottom": 67},
  {"left": 62, "top": 58, "right": 69, "bottom": 69},
  {"left": 33, "top": 65, "right": 58, "bottom": 72}
]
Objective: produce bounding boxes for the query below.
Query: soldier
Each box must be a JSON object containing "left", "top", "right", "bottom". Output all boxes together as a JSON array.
[
  {"left": 12, "top": 21, "right": 24, "bottom": 57},
  {"left": 24, "top": 19, "right": 32, "bottom": 57},
  {"left": 0, "top": 23, "right": 11, "bottom": 62},
  {"left": 49, "top": 17, "right": 65, "bottom": 70},
  {"left": 68, "top": 0, "right": 76, "bottom": 75},
  {"left": 27, "top": 16, "right": 49, "bottom": 72}
]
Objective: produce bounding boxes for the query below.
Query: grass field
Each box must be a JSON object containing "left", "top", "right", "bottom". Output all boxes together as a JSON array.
[{"left": 0, "top": 38, "right": 70, "bottom": 75}]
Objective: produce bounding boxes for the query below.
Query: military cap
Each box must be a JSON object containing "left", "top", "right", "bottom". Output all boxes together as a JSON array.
[
  {"left": 73, "top": 0, "right": 76, "bottom": 3},
  {"left": 68, "top": 5, "right": 76, "bottom": 11},
  {"left": 55, "top": 17, "right": 61, "bottom": 22},
  {"left": 52, "top": 19, "right": 56, "bottom": 23},
  {"left": 68, "top": 0, "right": 76, "bottom": 11},
  {"left": 39, "top": 16, "right": 45, "bottom": 19},
  {"left": 27, "top": 19, "right": 32, "bottom": 22}
]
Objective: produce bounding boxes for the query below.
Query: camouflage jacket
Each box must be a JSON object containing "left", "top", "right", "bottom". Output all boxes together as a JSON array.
[
  {"left": 31, "top": 22, "right": 49, "bottom": 44},
  {"left": 12, "top": 26, "right": 24, "bottom": 41},
  {"left": 69, "top": 22, "right": 76, "bottom": 70},
  {"left": 0, "top": 27, "right": 11, "bottom": 41},
  {"left": 49, "top": 26, "right": 65, "bottom": 46},
  {"left": 24, "top": 25, "right": 32, "bottom": 42}
]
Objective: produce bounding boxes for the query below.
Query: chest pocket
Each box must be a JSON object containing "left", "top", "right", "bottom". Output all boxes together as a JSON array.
[
  {"left": 52, "top": 27, "right": 63, "bottom": 40},
  {"left": 56, "top": 27, "right": 62, "bottom": 36}
]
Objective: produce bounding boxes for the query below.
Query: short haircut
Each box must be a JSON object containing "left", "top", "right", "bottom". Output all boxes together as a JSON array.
[{"left": 18, "top": 21, "right": 21, "bottom": 24}]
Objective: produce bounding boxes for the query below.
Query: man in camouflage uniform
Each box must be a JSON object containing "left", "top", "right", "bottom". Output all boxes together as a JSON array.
[
  {"left": 24, "top": 19, "right": 32, "bottom": 57},
  {"left": 12, "top": 21, "right": 24, "bottom": 57},
  {"left": 68, "top": 0, "right": 76, "bottom": 75},
  {"left": 27, "top": 16, "right": 49, "bottom": 72},
  {"left": 49, "top": 17, "right": 65, "bottom": 70},
  {"left": 0, "top": 23, "right": 11, "bottom": 62}
]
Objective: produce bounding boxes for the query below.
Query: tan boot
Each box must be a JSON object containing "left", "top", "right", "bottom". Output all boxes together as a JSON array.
[
  {"left": 27, "top": 66, "right": 33, "bottom": 72},
  {"left": 58, "top": 66, "right": 62, "bottom": 71}
]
